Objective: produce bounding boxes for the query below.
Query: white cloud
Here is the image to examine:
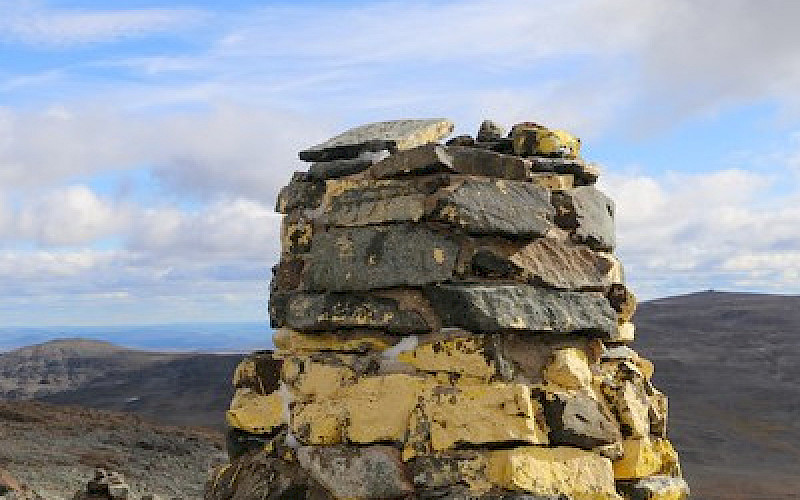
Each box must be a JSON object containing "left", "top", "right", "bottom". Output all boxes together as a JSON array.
[
  {"left": 15, "top": 185, "right": 128, "bottom": 246},
  {"left": 0, "top": 1, "right": 207, "bottom": 46}
]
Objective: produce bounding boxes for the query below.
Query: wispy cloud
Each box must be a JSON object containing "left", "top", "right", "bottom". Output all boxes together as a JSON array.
[{"left": 0, "top": 1, "right": 207, "bottom": 47}]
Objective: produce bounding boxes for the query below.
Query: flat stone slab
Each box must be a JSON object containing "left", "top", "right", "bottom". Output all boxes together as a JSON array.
[
  {"left": 299, "top": 119, "right": 454, "bottom": 161},
  {"left": 616, "top": 475, "right": 690, "bottom": 500},
  {"left": 369, "top": 143, "right": 531, "bottom": 180},
  {"left": 552, "top": 186, "right": 615, "bottom": 251},
  {"left": 275, "top": 173, "right": 324, "bottom": 214},
  {"left": 307, "top": 225, "right": 460, "bottom": 292},
  {"left": 425, "top": 284, "right": 617, "bottom": 337},
  {"left": 320, "top": 176, "right": 555, "bottom": 236},
  {"left": 544, "top": 391, "right": 622, "bottom": 450},
  {"left": 470, "top": 238, "right": 613, "bottom": 290},
  {"left": 435, "top": 178, "right": 554, "bottom": 236},
  {"left": 284, "top": 291, "right": 437, "bottom": 333}
]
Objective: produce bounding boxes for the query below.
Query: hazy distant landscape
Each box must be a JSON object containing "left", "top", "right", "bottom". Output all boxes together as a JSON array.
[
  {"left": 0, "top": 321, "right": 273, "bottom": 352},
  {"left": 1, "top": 291, "right": 799, "bottom": 499}
]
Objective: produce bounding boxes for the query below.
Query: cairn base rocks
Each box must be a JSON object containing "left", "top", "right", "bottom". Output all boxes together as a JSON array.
[{"left": 206, "top": 119, "right": 687, "bottom": 499}]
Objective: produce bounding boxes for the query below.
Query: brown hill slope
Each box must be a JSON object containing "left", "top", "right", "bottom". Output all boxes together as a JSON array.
[{"left": 634, "top": 291, "right": 800, "bottom": 500}]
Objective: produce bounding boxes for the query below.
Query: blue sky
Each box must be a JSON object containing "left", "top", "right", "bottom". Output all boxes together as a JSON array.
[{"left": 2, "top": 0, "right": 800, "bottom": 326}]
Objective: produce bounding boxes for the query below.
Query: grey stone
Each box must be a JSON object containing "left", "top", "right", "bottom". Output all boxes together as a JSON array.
[
  {"left": 601, "top": 346, "right": 639, "bottom": 361},
  {"left": 477, "top": 119, "right": 506, "bottom": 142},
  {"left": 543, "top": 391, "right": 621, "bottom": 450},
  {"left": 616, "top": 476, "right": 689, "bottom": 500},
  {"left": 370, "top": 144, "right": 530, "bottom": 180},
  {"left": 275, "top": 173, "right": 324, "bottom": 214},
  {"left": 529, "top": 157, "right": 598, "bottom": 185},
  {"left": 435, "top": 178, "right": 554, "bottom": 237},
  {"left": 552, "top": 186, "right": 615, "bottom": 251},
  {"left": 284, "top": 291, "right": 436, "bottom": 333},
  {"left": 296, "top": 445, "right": 413, "bottom": 499},
  {"left": 425, "top": 284, "right": 618, "bottom": 337},
  {"left": 446, "top": 135, "right": 475, "bottom": 146},
  {"left": 307, "top": 225, "right": 460, "bottom": 291},
  {"left": 470, "top": 238, "right": 612, "bottom": 290},
  {"left": 320, "top": 175, "right": 447, "bottom": 227},
  {"left": 308, "top": 156, "right": 379, "bottom": 180},
  {"left": 299, "top": 119, "right": 454, "bottom": 161}
]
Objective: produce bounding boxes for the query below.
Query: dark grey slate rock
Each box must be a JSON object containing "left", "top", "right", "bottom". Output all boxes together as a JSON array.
[
  {"left": 616, "top": 476, "right": 690, "bottom": 500},
  {"left": 470, "top": 238, "right": 612, "bottom": 290},
  {"left": 435, "top": 178, "right": 554, "bottom": 237},
  {"left": 284, "top": 292, "right": 436, "bottom": 333},
  {"left": 307, "top": 225, "right": 460, "bottom": 292},
  {"left": 308, "top": 154, "right": 385, "bottom": 180},
  {"left": 425, "top": 284, "right": 617, "bottom": 337},
  {"left": 552, "top": 186, "right": 615, "bottom": 251},
  {"left": 299, "top": 119, "right": 453, "bottom": 162},
  {"left": 543, "top": 391, "right": 622, "bottom": 449},
  {"left": 369, "top": 144, "right": 531, "bottom": 180},
  {"left": 529, "top": 157, "right": 598, "bottom": 185}
]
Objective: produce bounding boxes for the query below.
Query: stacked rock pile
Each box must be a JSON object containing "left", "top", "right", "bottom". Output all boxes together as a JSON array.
[{"left": 206, "top": 119, "right": 689, "bottom": 499}]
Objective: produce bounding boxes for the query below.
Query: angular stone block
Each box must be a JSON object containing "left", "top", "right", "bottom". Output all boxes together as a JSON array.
[
  {"left": 282, "top": 356, "right": 356, "bottom": 401},
  {"left": 608, "top": 283, "right": 637, "bottom": 322},
  {"left": 486, "top": 446, "right": 620, "bottom": 499},
  {"left": 284, "top": 291, "right": 437, "bottom": 333},
  {"left": 405, "top": 382, "right": 548, "bottom": 459},
  {"left": 225, "top": 389, "right": 285, "bottom": 435},
  {"left": 470, "top": 238, "right": 612, "bottom": 290},
  {"left": 529, "top": 157, "right": 599, "bottom": 185},
  {"left": 544, "top": 391, "right": 622, "bottom": 450},
  {"left": 435, "top": 178, "right": 554, "bottom": 236},
  {"left": 273, "top": 328, "right": 392, "bottom": 354},
  {"left": 396, "top": 335, "right": 496, "bottom": 380},
  {"left": 308, "top": 152, "right": 387, "bottom": 180},
  {"left": 369, "top": 143, "right": 531, "bottom": 180},
  {"left": 616, "top": 475, "right": 689, "bottom": 500},
  {"left": 543, "top": 347, "right": 593, "bottom": 389},
  {"left": 296, "top": 446, "right": 413, "bottom": 499},
  {"left": 306, "top": 225, "right": 460, "bottom": 291},
  {"left": 299, "top": 118, "right": 454, "bottom": 161},
  {"left": 232, "top": 351, "right": 282, "bottom": 395},
  {"left": 425, "top": 284, "right": 617, "bottom": 337},
  {"left": 612, "top": 438, "right": 680, "bottom": 480},
  {"left": 552, "top": 186, "right": 615, "bottom": 251}
]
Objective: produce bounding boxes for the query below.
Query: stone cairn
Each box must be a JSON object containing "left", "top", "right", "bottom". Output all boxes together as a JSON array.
[{"left": 206, "top": 119, "right": 690, "bottom": 499}]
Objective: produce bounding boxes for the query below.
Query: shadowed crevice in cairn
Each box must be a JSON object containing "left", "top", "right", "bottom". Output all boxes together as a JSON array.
[{"left": 205, "top": 119, "right": 689, "bottom": 499}]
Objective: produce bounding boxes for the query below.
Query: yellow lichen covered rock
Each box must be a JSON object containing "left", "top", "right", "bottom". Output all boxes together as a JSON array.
[
  {"left": 273, "top": 328, "right": 391, "bottom": 353},
  {"left": 613, "top": 437, "right": 680, "bottom": 480},
  {"left": 281, "top": 356, "right": 356, "bottom": 401},
  {"left": 405, "top": 382, "right": 548, "bottom": 459},
  {"left": 486, "top": 446, "right": 621, "bottom": 499},
  {"left": 544, "top": 347, "right": 592, "bottom": 389},
  {"left": 226, "top": 389, "right": 285, "bottom": 434},
  {"left": 396, "top": 336, "right": 495, "bottom": 380}
]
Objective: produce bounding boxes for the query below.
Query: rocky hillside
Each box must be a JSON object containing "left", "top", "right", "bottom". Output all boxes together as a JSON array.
[
  {"left": 0, "top": 400, "right": 226, "bottom": 499},
  {"left": 0, "top": 339, "right": 244, "bottom": 428}
]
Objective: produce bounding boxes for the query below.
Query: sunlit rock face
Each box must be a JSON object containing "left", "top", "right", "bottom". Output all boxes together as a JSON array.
[{"left": 206, "top": 118, "right": 687, "bottom": 500}]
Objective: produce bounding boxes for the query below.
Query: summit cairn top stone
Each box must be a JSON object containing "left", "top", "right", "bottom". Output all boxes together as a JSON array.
[
  {"left": 207, "top": 118, "right": 689, "bottom": 500},
  {"left": 298, "top": 118, "right": 455, "bottom": 161}
]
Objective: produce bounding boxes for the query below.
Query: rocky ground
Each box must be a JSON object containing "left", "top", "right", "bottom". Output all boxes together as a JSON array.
[{"left": 0, "top": 401, "right": 227, "bottom": 499}]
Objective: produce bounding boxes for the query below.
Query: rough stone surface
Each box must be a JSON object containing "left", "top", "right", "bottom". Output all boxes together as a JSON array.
[
  {"left": 306, "top": 225, "right": 460, "bottom": 291},
  {"left": 544, "top": 391, "right": 622, "bottom": 450},
  {"left": 486, "top": 447, "right": 620, "bottom": 499},
  {"left": 612, "top": 438, "right": 680, "bottom": 480},
  {"left": 284, "top": 291, "right": 437, "bottom": 333},
  {"left": 309, "top": 152, "right": 388, "bottom": 180},
  {"left": 552, "top": 186, "right": 615, "bottom": 251},
  {"left": 405, "top": 383, "right": 549, "bottom": 458},
  {"left": 206, "top": 450, "right": 331, "bottom": 500},
  {"left": 543, "top": 348, "right": 592, "bottom": 389},
  {"left": 616, "top": 475, "right": 689, "bottom": 500},
  {"left": 275, "top": 173, "right": 324, "bottom": 214},
  {"left": 425, "top": 285, "right": 617, "bottom": 337},
  {"left": 369, "top": 144, "right": 531, "bottom": 180},
  {"left": 225, "top": 389, "right": 285, "bottom": 435},
  {"left": 299, "top": 119, "right": 454, "bottom": 161},
  {"left": 396, "top": 335, "right": 495, "bottom": 380},
  {"left": 477, "top": 120, "right": 506, "bottom": 142},
  {"left": 233, "top": 351, "right": 283, "bottom": 395},
  {"left": 296, "top": 446, "right": 414, "bottom": 499},
  {"left": 436, "top": 178, "right": 555, "bottom": 236},
  {"left": 273, "top": 329, "right": 391, "bottom": 354},
  {"left": 470, "top": 238, "right": 612, "bottom": 290}
]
